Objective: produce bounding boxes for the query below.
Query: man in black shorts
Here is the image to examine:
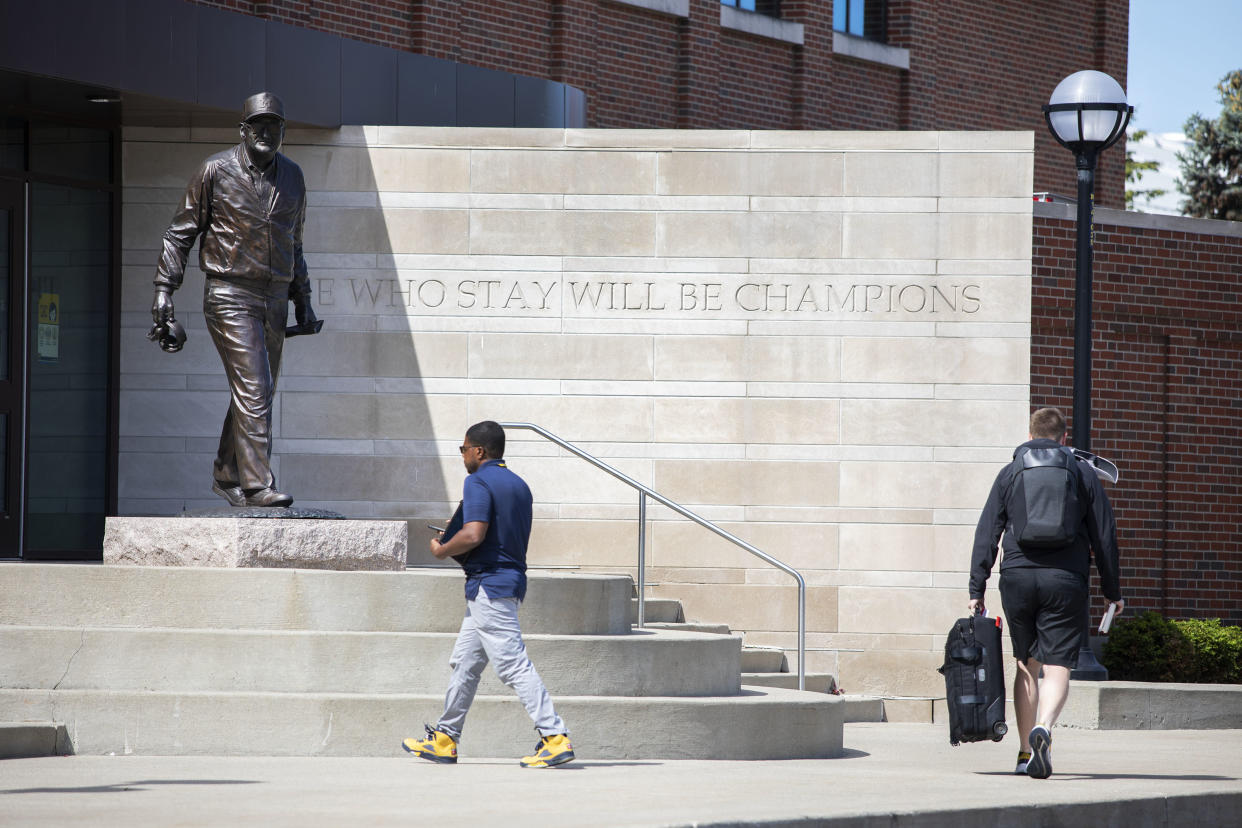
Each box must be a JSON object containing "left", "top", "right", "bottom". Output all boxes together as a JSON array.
[{"left": 968, "top": 407, "right": 1123, "bottom": 779}]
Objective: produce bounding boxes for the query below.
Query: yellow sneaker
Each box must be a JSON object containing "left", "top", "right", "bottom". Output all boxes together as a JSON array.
[
  {"left": 519, "top": 733, "right": 575, "bottom": 768},
  {"left": 402, "top": 725, "right": 457, "bottom": 764}
]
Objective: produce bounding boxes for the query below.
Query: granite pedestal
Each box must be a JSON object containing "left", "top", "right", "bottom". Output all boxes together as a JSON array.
[{"left": 103, "top": 516, "right": 408, "bottom": 571}]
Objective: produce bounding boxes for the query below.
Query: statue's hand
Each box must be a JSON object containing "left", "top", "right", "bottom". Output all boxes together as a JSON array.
[
  {"left": 152, "top": 288, "right": 174, "bottom": 326},
  {"left": 294, "top": 298, "right": 317, "bottom": 328}
]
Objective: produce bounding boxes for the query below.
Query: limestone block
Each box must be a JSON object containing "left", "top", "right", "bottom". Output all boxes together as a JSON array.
[
  {"left": 530, "top": 518, "right": 639, "bottom": 568},
  {"left": 837, "top": 585, "right": 961, "bottom": 635},
  {"left": 303, "top": 208, "right": 391, "bottom": 254},
  {"left": 467, "top": 333, "right": 654, "bottom": 380},
  {"left": 280, "top": 454, "right": 456, "bottom": 503},
  {"left": 840, "top": 399, "right": 1028, "bottom": 446},
  {"left": 122, "top": 203, "right": 178, "bottom": 251},
  {"left": 282, "top": 145, "right": 377, "bottom": 192},
  {"left": 842, "top": 212, "right": 939, "bottom": 260},
  {"left": 656, "top": 211, "right": 749, "bottom": 258},
  {"left": 653, "top": 459, "right": 839, "bottom": 507},
  {"left": 280, "top": 392, "right": 467, "bottom": 440},
  {"left": 654, "top": 398, "right": 746, "bottom": 443},
  {"left": 651, "top": 520, "right": 838, "bottom": 571},
  {"left": 749, "top": 152, "right": 844, "bottom": 196},
  {"left": 282, "top": 332, "right": 468, "bottom": 379},
  {"left": 657, "top": 151, "right": 752, "bottom": 195},
  {"left": 938, "top": 131, "right": 1034, "bottom": 152},
  {"left": 567, "top": 129, "right": 749, "bottom": 149},
  {"left": 466, "top": 395, "right": 653, "bottom": 442},
  {"left": 749, "top": 211, "right": 842, "bottom": 259},
  {"left": 470, "top": 149, "right": 567, "bottom": 194},
  {"left": 838, "top": 523, "right": 975, "bottom": 572},
  {"left": 837, "top": 648, "right": 944, "bottom": 697},
  {"left": 382, "top": 209, "right": 471, "bottom": 255},
  {"left": 838, "top": 461, "right": 995, "bottom": 510},
  {"left": 840, "top": 337, "right": 1029, "bottom": 384},
  {"left": 565, "top": 210, "right": 657, "bottom": 257},
  {"left": 567, "top": 150, "right": 657, "bottom": 195},
  {"left": 122, "top": 141, "right": 232, "bottom": 188},
  {"left": 654, "top": 336, "right": 746, "bottom": 381},
  {"left": 510, "top": 456, "right": 650, "bottom": 504},
  {"left": 366, "top": 147, "right": 470, "bottom": 192},
  {"left": 118, "top": 451, "right": 218, "bottom": 500},
  {"left": 743, "top": 398, "right": 840, "bottom": 445},
  {"left": 745, "top": 336, "right": 841, "bottom": 383},
  {"left": 843, "top": 152, "right": 938, "bottom": 197},
  {"left": 939, "top": 212, "right": 1032, "bottom": 261},
  {"left": 751, "top": 131, "right": 940, "bottom": 151},
  {"left": 103, "top": 517, "right": 408, "bottom": 571},
  {"left": 939, "top": 152, "right": 1034, "bottom": 198},
  {"left": 121, "top": 390, "right": 227, "bottom": 438},
  {"left": 469, "top": 209, "right": 564, "bottom": 255},
  {"left": 651, "top": 582, "right": 837, "bottom": 633}
]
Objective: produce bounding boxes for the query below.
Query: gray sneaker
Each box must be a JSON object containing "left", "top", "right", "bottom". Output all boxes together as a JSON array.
[{"left": 1026, "top": 725, "right": 1052, "bottom": 779}]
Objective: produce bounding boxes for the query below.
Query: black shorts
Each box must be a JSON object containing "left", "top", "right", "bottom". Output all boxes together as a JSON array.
[{"left": 998, "top": 567, "right": 1088, "bottom": 668}]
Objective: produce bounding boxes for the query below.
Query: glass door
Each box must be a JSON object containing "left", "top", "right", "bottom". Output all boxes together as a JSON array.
[{"left": 0, "top": 178, "right": 25, "bottom": 555}]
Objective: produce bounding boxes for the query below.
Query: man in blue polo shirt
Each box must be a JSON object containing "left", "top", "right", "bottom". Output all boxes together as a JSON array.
[{"left": 402, "top": 420, "right": 574, "bottom": 768}]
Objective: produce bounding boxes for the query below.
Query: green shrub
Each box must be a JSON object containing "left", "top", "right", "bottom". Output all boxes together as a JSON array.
[
  {"left": 1173, "top": 618, "right": 1242, "bottom": 684},
  {"left": 1101, "top": 611, "right": 1197, "bottom": 682}
]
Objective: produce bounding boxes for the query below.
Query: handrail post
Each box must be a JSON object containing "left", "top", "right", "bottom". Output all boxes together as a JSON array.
[
  {"left": 637, "top": 491, "right": 647, "bottom": 628},
  {"left": 797, "top": 577, "right": 806, "bottom": 691}
]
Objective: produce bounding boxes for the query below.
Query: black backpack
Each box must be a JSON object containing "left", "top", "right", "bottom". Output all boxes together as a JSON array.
[{"left": 1006, "top": 446, "right": 1084, "bottom": 550}]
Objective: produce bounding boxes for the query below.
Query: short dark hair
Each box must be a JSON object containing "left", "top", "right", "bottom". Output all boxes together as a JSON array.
[
  {"left": 465, "top": 420, "right": 505, "bottom": 458},
  {"left": 1029, "top": 407, "right": 1067, "bottom": 440}
]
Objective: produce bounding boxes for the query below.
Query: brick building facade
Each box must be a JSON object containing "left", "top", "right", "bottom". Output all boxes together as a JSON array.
[
  {"left": 184, "top": 0, "right": 1129, "bottom": 208},
  {"left": 1033, "top": 204, "right": 1242, "bottom": 625}
]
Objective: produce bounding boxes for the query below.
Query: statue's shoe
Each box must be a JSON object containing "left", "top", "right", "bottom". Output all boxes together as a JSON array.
[
  {"left": 244, "top": 487, "right": 294, "bottom": 507},
  {"left": 211, "top": 481, "right": 246, "bottom": 507}
]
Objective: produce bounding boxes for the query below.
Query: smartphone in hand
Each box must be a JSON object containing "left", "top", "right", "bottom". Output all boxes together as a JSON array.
[{"left": 427, "top": 524, "right": 446, "bottom": 533}]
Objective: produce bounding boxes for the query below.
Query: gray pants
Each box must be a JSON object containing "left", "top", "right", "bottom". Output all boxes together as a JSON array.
[{"left": 437, "top": 586, "right": 566, "bottom": 741}]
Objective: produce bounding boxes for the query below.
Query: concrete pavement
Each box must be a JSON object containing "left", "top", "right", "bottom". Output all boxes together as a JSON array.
[{"left": 1, "top": 723, "right": 1239, "bottom": 827}]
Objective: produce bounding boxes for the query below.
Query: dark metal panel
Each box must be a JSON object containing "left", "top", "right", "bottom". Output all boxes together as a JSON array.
[
  {"left": 195, "top": 6, "right": 266, "bottom": 113},
  {"left": 265, "top": 20, "right": 340, "bottom": 127},
  {"left": 122, "top": 0, "right": 199, "bottom": 103},
  {"left": 57, "top": 0, "right": 125, "bottom": 91},
  {"left": 397, "top": 52, "right": 456, "bottom": 127},
  {"left": 515, "top": 77, "right": 565, "bottom": 129},
  {"left": 566, "top": 85, "right": 587, "bottom": 128},
  {"left": 341, "top": 38, "right": 397, "bottom": 126},
  {"left": 456, "top": 64, "right": 514, "bottom": 128},
  {"left": 0, "top": 2, "right": 55, "bottom": 76}
]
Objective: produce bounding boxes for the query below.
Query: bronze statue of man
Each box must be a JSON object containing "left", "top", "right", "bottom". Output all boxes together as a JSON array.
[{"left": 151, "top": 92, "right": 317, "bottom": 508}]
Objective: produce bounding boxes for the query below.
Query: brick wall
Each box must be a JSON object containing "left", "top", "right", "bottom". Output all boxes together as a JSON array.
[
  {"left": 184, "top": 0, "right": 1129, "bottom": 206},
  {"left": 1033, "top": 206, "right": 1242, "bottom": 624}
]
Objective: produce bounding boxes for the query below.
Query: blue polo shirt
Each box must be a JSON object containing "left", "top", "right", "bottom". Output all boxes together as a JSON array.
[{"left": 457, "top": 459, "right": 532, "bottom": 602}]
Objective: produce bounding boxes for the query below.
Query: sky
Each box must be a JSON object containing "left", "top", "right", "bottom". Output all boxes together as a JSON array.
[{"left": 1125, "top": 0, "right": 1242, "bottom": 213}]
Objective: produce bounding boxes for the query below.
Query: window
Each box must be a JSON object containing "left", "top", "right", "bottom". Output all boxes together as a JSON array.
[
  {"left": 834, "top": 0, "right": 887, "bottom": 43},
  {"left": 720, "top": 0, "right": 781, "bottom": 18}
]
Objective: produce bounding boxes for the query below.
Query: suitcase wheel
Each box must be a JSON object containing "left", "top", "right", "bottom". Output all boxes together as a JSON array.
[{"left": 991, "top": 722, "right": 1008, "bottom": 741}]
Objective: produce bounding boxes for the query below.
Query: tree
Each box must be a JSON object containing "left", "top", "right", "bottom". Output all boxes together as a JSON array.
[
  {"left": 1177, "top": 70, "right": 1242, "bottom": 220},
  {"left": 1125, "top": 118, "right": 1167, "bottom": 211}
]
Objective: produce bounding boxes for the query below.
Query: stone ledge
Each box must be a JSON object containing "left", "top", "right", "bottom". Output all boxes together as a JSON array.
[
  {"left": 1060, "top": 680, "right": 1242, "bottom": 730},
  {"left": 0, "top": 722, "right": 72, "bottom": 758},
  {"left": 103, "top": 517, "right": 407, "bottom": 571}
]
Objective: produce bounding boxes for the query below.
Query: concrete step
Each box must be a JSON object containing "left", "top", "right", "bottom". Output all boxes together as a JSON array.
[
  {"left": 638, "top": 621, "right": 732, "bottom": 635},
  {"left": 629, "top": 597, "right": 684, "bottom": 624},
  {"left": 842, "top": 696, "right": 886, "bottom": 723},
  {"left": 741, "top": 673, "right": 837, "bottom": 694},
  {"left": 0, "top": 722, "right": 71, "bottom": 759},
  {"left": 0, "top": 625, "right": 742, "bottom": 697},
  {"left": 739, "top": 646, "right": 788, "bottom": 673},
  {"left": 0, "top": 687, "right": 843, "bottom": 759},
  {"left": 0, "top": 564, "right": 631, "bottom": 635}
]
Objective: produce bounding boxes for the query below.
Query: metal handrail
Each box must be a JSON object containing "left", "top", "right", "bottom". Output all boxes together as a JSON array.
[{"left": 499, "top": 421, "right": 807, "bottom": 691}]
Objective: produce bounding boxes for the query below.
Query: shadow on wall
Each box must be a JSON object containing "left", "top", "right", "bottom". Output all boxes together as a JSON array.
[{"left": 117, "top": 126, "right": 450, "bottom": 555}]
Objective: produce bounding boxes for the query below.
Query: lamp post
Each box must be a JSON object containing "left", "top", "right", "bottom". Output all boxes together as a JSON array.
[{"left": 1042, "top": 70, "right": 1132, "bottom": 680}]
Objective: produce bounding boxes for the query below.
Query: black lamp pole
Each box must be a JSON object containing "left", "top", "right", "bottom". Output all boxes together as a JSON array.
[{"left": 1043, "top": 82, "right": 1131, "bottom": 681}]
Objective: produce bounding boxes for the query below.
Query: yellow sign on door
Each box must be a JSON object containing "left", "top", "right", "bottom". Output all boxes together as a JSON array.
[{"left": 37, "top": 293, "right": 60, "bottom": 361}]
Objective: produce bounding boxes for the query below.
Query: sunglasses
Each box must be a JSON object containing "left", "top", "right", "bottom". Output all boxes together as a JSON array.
[{"left": 459, "top": 444, "right": 482, "bottom": 454}]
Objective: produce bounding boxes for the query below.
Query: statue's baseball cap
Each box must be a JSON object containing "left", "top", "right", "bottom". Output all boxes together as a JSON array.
[{"left": 243, "top": 92, "right": 285, "bottom": 122}]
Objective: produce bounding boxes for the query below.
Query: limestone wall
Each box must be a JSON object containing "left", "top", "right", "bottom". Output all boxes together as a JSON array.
[{"left": 120, "top": 126, "right": 1032, "bottom": 696}]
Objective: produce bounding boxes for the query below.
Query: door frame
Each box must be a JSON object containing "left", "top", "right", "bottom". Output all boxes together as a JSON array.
[{"left": 0, "top": 177, "right": 26, "bottom": 555}]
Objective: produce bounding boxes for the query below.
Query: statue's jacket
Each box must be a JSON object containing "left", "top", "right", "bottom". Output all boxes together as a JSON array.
[{"left": 156, "top": 143, "right": 311, "bottom": 303}]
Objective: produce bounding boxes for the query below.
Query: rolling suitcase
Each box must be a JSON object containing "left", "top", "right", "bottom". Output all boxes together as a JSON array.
[{"left": 938, "top": 612, "right": 1008, "bottom": 745}]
